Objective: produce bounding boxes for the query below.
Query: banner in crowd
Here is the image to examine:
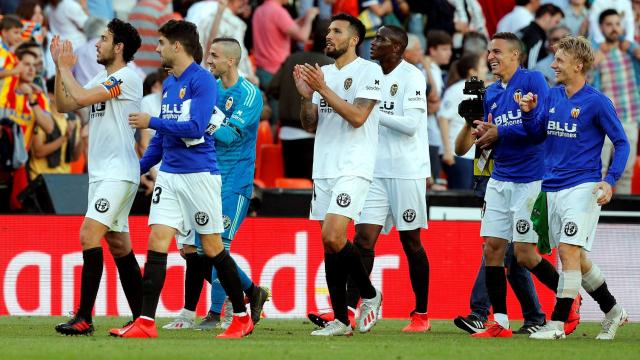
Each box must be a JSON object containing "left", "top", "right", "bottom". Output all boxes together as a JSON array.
[{"left": 1, "top": 216, "right": 637, "bottom": 321}]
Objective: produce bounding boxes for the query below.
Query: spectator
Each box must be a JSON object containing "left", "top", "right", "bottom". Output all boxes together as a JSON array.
[
  {"left": 16, "top": 0, "right": 46, "bottom": 44},
  {"left": 268, "top": 18, "right": 333, "bottom": 180},
  {"left": 128, "top": 0, "right": 179, "bottom": 74},
  {"left": 496, "top": 0, "right": 540, "bottom": 34},
  {"left": 300, "top": 0, "right": 333, "bottom": 19},
  {"left": 424, "top": 0, "right": 455, "bottom": 35},
  {"left": 186, "top": 0, "right": 258, "bottom": 84},
  {"left": 462, "top": 31, "right": 489, "bottom": 56},
  {"left": 328, "top": 0, "right": 360, "bottom": 18},
  {"left": 634, "top": 0, "right": 640, "bottom": 43},
  {"left": 451, "top": 0, "right": 489, "bottom": 49},
  {"left": 437, "top": 53, "right": 488, "bottom": 190},
  {"left": 518, "top": 3, "right": 564, "bottom": 68},
  {"left": 533, "top": 24, "right": 570, "bottom": 85},
  {"left": 72, "top": 16, "right": 108, "bottom": 86},
  {"left": 46, "top": 0, "right": 89, "bottom": 48},
  {"left": 0, "top": 49, "right": 54, "bottom": 209},
  {"left": 137, "top": 68, "right": 166, "bottom": 157},
  {"left": 28, "top": 76, "right": 83, "bottom": 180},
  {"left": 15, "top": 41, "right": 46, "bottom": 89},
  {"left": 252, "top": 0, "right": 318, "bottom": 89},
  {"left": 0, "top": 15, "right": 24, "bottom": 85},
  {"left": 425, "top": 30, "right": 453, "bottom": 190},
  {"left": 589, "top": 0, "right": 634, "bottom": 45},
  {"left": 561, "top": 0, "right": 589, "bottom": 36},
  {"left": 356, "top": 0, "right": 394, "bottom": 59},
  {"left": 592, "top": 9, "right": 640, "bottom": 194}
]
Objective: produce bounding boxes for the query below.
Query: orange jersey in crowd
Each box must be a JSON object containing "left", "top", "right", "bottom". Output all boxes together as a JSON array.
[{"left": 0, "top": 75, "right": 50, "bottom": 151}]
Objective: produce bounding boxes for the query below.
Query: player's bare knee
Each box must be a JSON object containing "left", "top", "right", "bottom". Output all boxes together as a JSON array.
[
  {"left": 558, "top": 244, "right": 581, "bottom": 269},
  {"left": 322, "top": 231, "right": 345, "bottom": 253},
  {"left": 514, "top": 243, "right": 539, "bottom": 268},
  {"left": 484, "top": 238, "right": 507, "bottom": 265},
  {"left": 79, "top": 221, "right": 103, "bottom": 250},
  {"left": 200, "top": 234, "right": 224, "bottom": 257},
  {"left": 353, "top": 231, "right": 376, "bottom": 250}
]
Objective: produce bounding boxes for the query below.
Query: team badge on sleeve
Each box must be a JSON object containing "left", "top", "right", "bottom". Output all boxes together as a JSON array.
[
  {"left": 571, "top": 107, "right": 580, "bottom": 118},
  {"left": 344, "top": 78, "right": 353, "bottom": 90},
  {"left": 101, "top": 76, "right": 122, "bottom": 98},
  {"left": 513, "top": 89, "right": 522, "bottom": 103},
  {"left": 179, "top": 85, "right": 187, "bottom": 99}
]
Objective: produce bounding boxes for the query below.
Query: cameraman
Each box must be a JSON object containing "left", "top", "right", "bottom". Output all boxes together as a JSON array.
[{"left": 438, "top": 53, "right": 488, "bottom": 190}]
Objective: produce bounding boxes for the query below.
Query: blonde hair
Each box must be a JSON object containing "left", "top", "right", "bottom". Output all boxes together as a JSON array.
[{"left": 554, "top": 36, "right": 595, "bottom": 74}]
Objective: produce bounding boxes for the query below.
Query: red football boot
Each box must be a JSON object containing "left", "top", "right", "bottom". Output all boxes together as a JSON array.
[
  {"left": 112, "top": 317, "right": 158, "bottom": 338},
  {"left": 471, "top": 321, "right": 513, "bottom": 338},
  {"left": 308, "top": 307, "right": 356, "bottom": 329},
  {"left": 402, "top": 312, "right": 431, "bottom": 332},
  {"left": 217, "top": 314, "right": 254, "bottom": 339}
]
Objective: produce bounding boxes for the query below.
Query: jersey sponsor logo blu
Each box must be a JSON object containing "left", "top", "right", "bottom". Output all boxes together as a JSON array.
[
  {"left": 223, "top": 215, "right": 231, "bottom": 229},
  {"left": 547, "top": 121, "right": 577, "bottom": 138},
  {"left": 493, "top": 110, "right": 521, "bottom": 126},
  {"left": 179, "top": 85, "right": 187, "bottom": 99},
  {"left": 390, "top": 84, "right": 398, "bottom": 96},
  {"left": 564, "top": 221, "right": 578, "bottom": 237},
  {"left": 516, "top": 219, "right": 530, "bottom": 234},
  {"left": 336, "top": 193, "right": 351, "bottom": 208},
  {"left": 195, "top": 211, "right": 209, "bottom": 226},
  {"left": 403, "top": 209, "right": 416, "bottom": 223},
  {"left": 225, "top": 96, "right": 234, "bottom": 111},
  {"left": 95, "top": 198, "right": 110, "bottom": 213},
  {"left": 344, "top": 78, "right": 353, "bottom": 90},
  {"left": 380, "top": 101, "right": 395, "bottom": 111}
]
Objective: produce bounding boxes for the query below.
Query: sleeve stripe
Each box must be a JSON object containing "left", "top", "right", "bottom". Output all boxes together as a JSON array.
[{"left": 241, "top": 80, "right": 257, "bottom": 106}]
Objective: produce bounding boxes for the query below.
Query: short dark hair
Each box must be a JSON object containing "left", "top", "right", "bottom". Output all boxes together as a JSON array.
[
  {"left": 515, "top": 0, "right": 532, "bottom": 6},
  {"left": 0, "top": 14, "right": 23, "bottom": 31},
  {"left": 158, "top": 20, "right": 201, "bottom": 59},
  {"left": 17, "top": 49, "right": 37, "bottom": 61},
  {"left": 492, "top": 32, "right": 524, "bottom": 53},
  {"left": 599, "top": 9, "right": 619, "bottom": 25},
  {"left": 535, "top": 4, "right": 564, "bottom": 19},
  {"left": 427, "top": 30, "right": 452, "bottom": 50},
  {"left": 330, "top": 13, "right": 366, "bottom": 47},
  {"left": 107, "top": 18, "right": 141, "bottom": 63},
  {"left": 383, "top": 25, "right": 408, "bottom": 53},
  {"left": 15, "top": 41, "right": 40, "bottom": 59}
]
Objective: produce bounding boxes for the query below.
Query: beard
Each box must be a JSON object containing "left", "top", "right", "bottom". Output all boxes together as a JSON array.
[
  {"left": 326, "top": 44, "right": 348, "bottom": 59},
  {"left": 97, "top": 52, "right": 114, "bottom": 66}
]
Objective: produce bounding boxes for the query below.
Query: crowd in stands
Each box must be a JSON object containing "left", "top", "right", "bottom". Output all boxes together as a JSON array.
[{"left": 1, "top": 0, "right": 640, "bottom": 212}]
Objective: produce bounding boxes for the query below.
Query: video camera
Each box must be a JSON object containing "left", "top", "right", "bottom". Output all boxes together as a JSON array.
[{"left": 457, "top": 76, "right": 486, "bottom": 128}]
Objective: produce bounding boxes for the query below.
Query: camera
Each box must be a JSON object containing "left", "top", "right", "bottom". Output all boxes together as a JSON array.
[{"left": 458, "top": 76, "right": 486, "bottom": 127}]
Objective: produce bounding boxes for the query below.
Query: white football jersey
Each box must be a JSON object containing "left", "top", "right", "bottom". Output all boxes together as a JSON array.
[
  {"left": 85, "top": 66, "right": 142, "bottom": 184},
  {"left": 312, "top": 57, "right": 383, "bottom": 180},
  {"left": 374, "top": 60, "right": 430, "bottom": 179},
  {"left": 437, "top": 79, "right": 475, "bottom": 160}
]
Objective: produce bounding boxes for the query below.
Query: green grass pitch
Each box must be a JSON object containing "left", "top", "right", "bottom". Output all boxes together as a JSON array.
[{"left": 1, "top": 317, "right": 638, "bottom": 360}]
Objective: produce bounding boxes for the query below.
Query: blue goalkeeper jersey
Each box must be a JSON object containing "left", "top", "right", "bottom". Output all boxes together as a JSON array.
[
  {"left": 140, "top": 62, "right": 219, "bottom": 174},
  {"left": 484, "top": 67, "right": 549, "bottom": 183},
  {"left": 214, "top": 77, "right": 263, "bottom": 198},
  {"left": 522, "top": 83, "right": 630, "bottom": 192}
]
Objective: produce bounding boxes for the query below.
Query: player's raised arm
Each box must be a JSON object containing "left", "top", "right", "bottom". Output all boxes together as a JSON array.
[
  {"left": 56, "top": 40, "right": 120, "bottom": 112},
  {"left": 295, "top": 64, "right": 318, "bottom": 132},
  {"left": 300, "top": 63, "right": 379, "bottom": 128}
]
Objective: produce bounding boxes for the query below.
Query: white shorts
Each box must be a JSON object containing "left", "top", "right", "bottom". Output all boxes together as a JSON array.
[
  {"left": 547, "top": 182, "right": 600, "bottom": 252},
  {"left": 86, "top": 180, "right": 137, "bottom": 232},
  {"left": 480, "top": 178, "right": 541, "bottom": 243},
  {"left": 149, "top": 171, "right": 224, "bottom": 236},
  {"left": 310, "top": 176, "right": 371, "bottom": 222},
  {"left": 357, "top": 178, "right": 427, "bottom": 234}
]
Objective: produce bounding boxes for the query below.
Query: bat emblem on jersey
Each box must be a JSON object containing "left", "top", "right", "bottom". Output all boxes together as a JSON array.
[
  {"left": 344, "top": 77, "right": 353, "bottom": 90},
  {"left": 513, "top": 89, "right": 522, "bottom": 103},
  {"left": 225, "top": 96, "right": 234, "bottom": 111},
  {"left": 390, "top": 84, "right": 398, "bottom": 96},
  {"left": 571, "top": 107, "right": 580, "bottom": 118},
  {"left": 179, "top": 85, "right": 187, "bottom": 99}
]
